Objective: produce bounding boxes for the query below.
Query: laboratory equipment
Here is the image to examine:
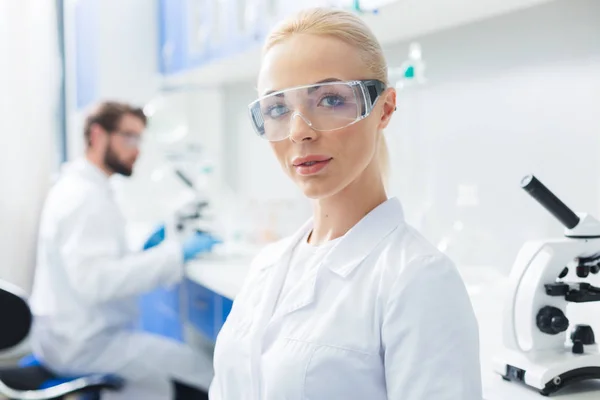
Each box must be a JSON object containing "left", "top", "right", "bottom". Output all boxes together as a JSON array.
[
  {"left": 493, "top": 174, "right": 600, "bottom": 396},
  {"left": 171, "top": 168, "right": 214, "bottom": 237},
  {"left": 389, "top": 42, "right": 426, "bottom": 90},
  {"left": 136, "top": 164, "right": 219, "bottom": 346},
  {"left": 0, "top": 280, "right": 124, "bottom": 399},
  {"left": 143, "top": 87, "right": 230, "bottom": 241}
]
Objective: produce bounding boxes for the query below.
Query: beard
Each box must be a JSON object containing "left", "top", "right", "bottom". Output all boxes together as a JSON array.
[{"left": 104, "top": 144, "right": 133, "bottom": 177}]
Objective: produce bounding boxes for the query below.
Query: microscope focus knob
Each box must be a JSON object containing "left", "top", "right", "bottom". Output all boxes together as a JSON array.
[
  {"left": 571, "top": 324, "right": 596, "bottom": 345},
  {"left": 537, "top": 306, "right": 569, "bottom": 335}
]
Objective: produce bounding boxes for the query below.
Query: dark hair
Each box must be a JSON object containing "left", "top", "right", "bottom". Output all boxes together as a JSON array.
[{"left": 84, "top": 101, "right": 147, "bottom": 145}]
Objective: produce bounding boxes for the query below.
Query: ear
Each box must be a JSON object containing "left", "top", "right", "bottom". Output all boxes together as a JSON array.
[
  {"left": 377, "top": 88, "right": 397, "bottom": 131},
  {"left": 88, "top": 123, "right": 107, "bottom": 148}
]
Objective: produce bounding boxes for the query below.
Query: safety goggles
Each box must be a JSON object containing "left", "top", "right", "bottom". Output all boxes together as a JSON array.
[
  {"left": 112, "top": 131, "right": 142, "bottom": 148},
  {"left": 248, "top": 79, "right": 387, "bottom": 141}
]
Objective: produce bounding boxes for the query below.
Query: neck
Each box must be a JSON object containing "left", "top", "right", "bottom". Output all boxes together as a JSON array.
[
  {"left": 308, "top": 162, "right": 387, "bottom": 245},
  {"left": 85, "top": 151, "right": 112, "bottom": 177}
]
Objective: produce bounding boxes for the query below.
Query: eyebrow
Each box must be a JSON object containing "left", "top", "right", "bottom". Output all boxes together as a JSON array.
[{"left": 263, "top": 77, "right": 342, "bottom": 96}]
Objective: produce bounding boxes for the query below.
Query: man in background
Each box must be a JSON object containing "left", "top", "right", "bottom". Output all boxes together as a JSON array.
[{"left": 29, "top": 101, "right": 217, "bottom": 399}]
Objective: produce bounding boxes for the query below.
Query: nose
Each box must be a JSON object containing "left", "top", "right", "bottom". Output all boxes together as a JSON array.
[{"left": 288, "top": 112, "right": 317, "bottom": 143}]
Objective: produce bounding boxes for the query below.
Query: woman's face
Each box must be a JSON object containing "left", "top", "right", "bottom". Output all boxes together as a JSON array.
[{"left": 257, "top": 34, "right": 396, "bottom": 200}]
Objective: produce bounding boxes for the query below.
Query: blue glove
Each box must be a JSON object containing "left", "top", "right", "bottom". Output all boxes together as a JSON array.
[
  {"left": 143, "top": 224, "right": 166, "bottom": 250},
  {"left": 182, "top": 232, "right": 222, "bottom": 262}
]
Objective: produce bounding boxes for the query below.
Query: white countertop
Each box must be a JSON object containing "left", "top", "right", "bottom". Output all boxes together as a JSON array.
[
  {"left": 186, "top": 258, "right": 600, "bottom": 399},
  {"left": 186, "top": 254, "right": 253, "bottom": 299}
]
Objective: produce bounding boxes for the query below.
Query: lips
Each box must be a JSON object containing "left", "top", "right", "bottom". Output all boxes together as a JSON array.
[
  {"left": 292, "top": 155, "right": 332, "bottom": 176},
  {"left": 292, "top": 155, "right": 332, "bottom": 167}
]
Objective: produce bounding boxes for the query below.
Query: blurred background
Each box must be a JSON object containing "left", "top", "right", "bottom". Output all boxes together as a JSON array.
[{"left": 1, "top": 0, "right": 599, "bottom": 292}]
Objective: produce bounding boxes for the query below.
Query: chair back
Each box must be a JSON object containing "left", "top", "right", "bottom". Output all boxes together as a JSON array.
[{"left": 0, "top": 280, "right": 32, "bottom": 351}]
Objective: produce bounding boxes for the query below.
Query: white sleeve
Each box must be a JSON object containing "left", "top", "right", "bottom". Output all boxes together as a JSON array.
[
  {"left": 59, "top": 200, "right": 184, "bottom": 305},
  {"left": 382, "top": 255, "right": 483, "bottom": 400}
]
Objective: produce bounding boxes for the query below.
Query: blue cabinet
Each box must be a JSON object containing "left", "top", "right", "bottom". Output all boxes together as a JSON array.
[
  {"left": 138, "top": 284, "right": 184, "bottom": 342},
  {"left": 138, "top": 279, "right": 234, "bottom": 344},
  {"left": 157, "top": 0, "right": 188, "bottom": 74},
  {"left": 221, "top": 296, "right": 233, "bottom": 323},
  {"left": 184, "top": 279, "right": 233, "bottom": 341},
  {"left": 157, "top": 0, "right": 217, "bottom": 74},
  {"left": 185, "top": 279, "right": 218, "bottom": 339},
  {"left": 73, "top": 0, "right": 99, "bottom": 109},
  {"left": 157, "top": 0, "right": 267, "bottom": 75}
]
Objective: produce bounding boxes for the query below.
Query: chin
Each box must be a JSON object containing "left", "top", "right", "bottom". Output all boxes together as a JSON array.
[{"left": 298, "top": 180, "right": 340, "bottom": 200}]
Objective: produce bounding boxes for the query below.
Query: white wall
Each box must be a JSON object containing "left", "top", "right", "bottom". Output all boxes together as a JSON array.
[
  {"left": 0, "top": 1, "right": 61, "bottom": 290},
  {"left": 223, "top": 0, "right": 600, "bottom": 272},
  {"left": 382, "top": 0, "right": 600, "bottom": 271},
  {"left": 65, "top": 0, "right": 162, "bottom": 160}
]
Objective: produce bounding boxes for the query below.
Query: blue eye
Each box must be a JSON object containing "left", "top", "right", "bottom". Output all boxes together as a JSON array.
[
  {"left": 265, "top": 104, "right": 289, "bottom": 119},
  {"left": 319, "top": 95, "right": 346, "bottom": 108}
]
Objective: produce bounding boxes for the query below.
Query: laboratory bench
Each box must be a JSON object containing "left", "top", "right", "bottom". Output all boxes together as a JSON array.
[
  {"left": 182, "top": 254, "right": 250, "bottom": 342},
  {"left": 140, "top": 254, "right": 600, "bottom": 399}
]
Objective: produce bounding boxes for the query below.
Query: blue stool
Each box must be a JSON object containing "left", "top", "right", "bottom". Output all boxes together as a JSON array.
[{"left": 0, "top": 280, "right": 125, "bottom": 399}]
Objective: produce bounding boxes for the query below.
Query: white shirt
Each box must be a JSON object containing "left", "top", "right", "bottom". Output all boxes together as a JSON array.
[
  {"left": 210, "top": 197, "right": 482, "bottom": 400},
  {"left": 276, "top": 233, "right": 341, "bottom": 309}
]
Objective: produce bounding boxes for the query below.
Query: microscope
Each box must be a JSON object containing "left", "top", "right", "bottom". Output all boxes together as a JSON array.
[
  {"left": 493, "top": 175, "right": 600, "bottom": 396},
  {"left": 171, "top": 169, "right": 214, "bottom": 237}
]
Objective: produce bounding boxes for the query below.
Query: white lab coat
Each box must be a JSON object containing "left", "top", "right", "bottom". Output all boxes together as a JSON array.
[
  {"left": 29, "top": 158, "right": 213, "bottom": 400},
  {"left": 210, "top": 197, "right": 482, "bottom": 400}
]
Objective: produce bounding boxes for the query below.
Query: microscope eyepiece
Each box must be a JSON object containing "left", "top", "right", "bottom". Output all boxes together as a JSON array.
[{"left": 521, "top": 175, "right": 580, "bottom": 230}]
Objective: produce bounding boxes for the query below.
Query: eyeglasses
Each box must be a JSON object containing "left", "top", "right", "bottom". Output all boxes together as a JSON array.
[
  {"left": 248, "top": 79, "right": 387, "bottom": 142},
  {"left": 112, "top": 131, "right": 142, "bottom": 148}
]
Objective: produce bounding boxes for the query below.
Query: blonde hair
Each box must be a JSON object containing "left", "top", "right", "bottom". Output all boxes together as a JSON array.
[{"left": 263, "top": 7, "right": 391, "bottom": 183}]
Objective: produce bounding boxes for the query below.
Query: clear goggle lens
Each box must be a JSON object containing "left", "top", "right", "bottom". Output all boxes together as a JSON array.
[{"left": 248, "top": 80, "right": 386, "bottom": 141}]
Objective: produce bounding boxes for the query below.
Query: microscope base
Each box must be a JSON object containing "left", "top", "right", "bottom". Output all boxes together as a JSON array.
[{"left": 493, "top": 349, "right": 600, "bottom": 396}]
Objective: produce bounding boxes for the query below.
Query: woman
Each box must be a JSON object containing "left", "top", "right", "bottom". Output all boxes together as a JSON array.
[{"left": 210, "top": 7, "right": 482, "bottom": 399}]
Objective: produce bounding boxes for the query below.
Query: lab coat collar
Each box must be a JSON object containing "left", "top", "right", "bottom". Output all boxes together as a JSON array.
[
  {"left": 323, "top": 197, "right": 404, "bottom": 277},
  {"left": 257, "top": 197, "right": 405, "bottom": 277},
  {"left": 256, "top": 218, "right": 314, "bottom": 271},
  {"left": 64, "top": 157, "right": 112, "bottom": 192}
]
